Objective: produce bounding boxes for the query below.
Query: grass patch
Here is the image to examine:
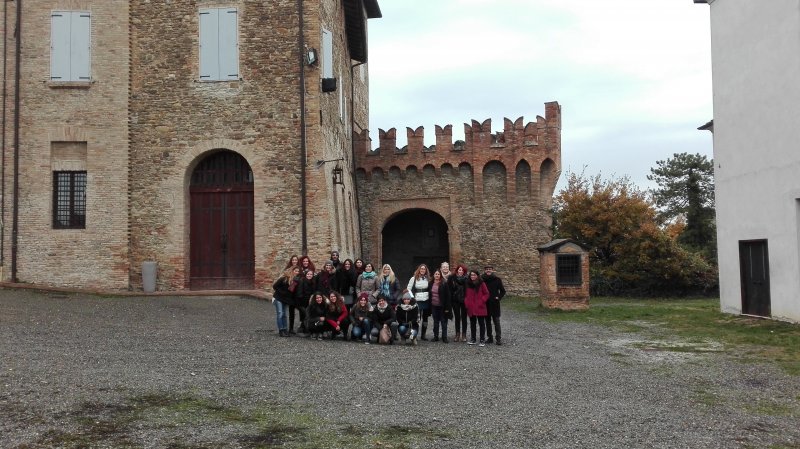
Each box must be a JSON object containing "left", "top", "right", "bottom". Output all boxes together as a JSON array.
[
  {"left": 506, "top": 296, "right": 800, "bottom": 375},
  {"left": 18, "top": 392, "right": 453, "bottom": 449},
  {"left": 692, "top": 389, "right": 723, "bottom": 408},
  {"left": 744, "top": 400, "right": 797, "bottom": 417}
]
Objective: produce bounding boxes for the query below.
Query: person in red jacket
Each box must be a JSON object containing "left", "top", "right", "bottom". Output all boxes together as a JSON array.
[
  {"left": 464, "top": 269, "right": 490, "bottom": 346},
  {"left": 326, "top": 291, "right": 350, "bottom": 340}
]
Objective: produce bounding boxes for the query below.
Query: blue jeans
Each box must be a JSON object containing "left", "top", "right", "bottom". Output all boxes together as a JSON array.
[
  {"left": 351, "top": 318, "right": 371, "bottom": 339},
  {"left": 398, "top": 323, "right": 417, "bottom": 339},
  {"left": 273, "top": 300, "right": 288, "bottom": 331}
]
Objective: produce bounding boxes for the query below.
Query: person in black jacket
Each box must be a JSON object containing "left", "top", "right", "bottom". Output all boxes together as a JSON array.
[
  {"left": 290, "top": 268, "right": 315, "bottom": 335},
  {"left": 305, "top": 292, "right": 329, "bottom": 340},
  {"left": 482, "top": 265, "right": 507, "bottom": 345},
  {"left": 271, "top": 267, "right": 296, "bottom": 337},
  {"left": 395, "top": 290, "right": 420, "bottom": 345},
  {"left": 447, "top": 264, "right": 469, "bottom": 342},
  {"left": 370, "top": 294, "right": 398, "bottom": 343},
  {"left": 430, "top": 269, "right": 452, "bottom": 343},
  {"left": 314, "top": 260, "right": 338, "bottom": 296},
  {"left": 335, "top": 258, "right": 357, "bottom": 310}
]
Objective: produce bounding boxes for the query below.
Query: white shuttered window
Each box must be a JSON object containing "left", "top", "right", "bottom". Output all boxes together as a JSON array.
[
  {"left": 50, "top": 11, "right": 91, "bottom": 81},
  {"left": 199, "top": 8, "right": 239, "bottom": 81},
  {"left": 321, "top": 28, "right": 333, "bottom": 79}
]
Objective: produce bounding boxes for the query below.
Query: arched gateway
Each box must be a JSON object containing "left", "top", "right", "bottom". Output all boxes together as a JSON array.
[
  {"left": 189, "top": 151, "right": 255, "bottom": 289},
  {"left": 382, "top": 209, "right": 450, "bottom": 284}
]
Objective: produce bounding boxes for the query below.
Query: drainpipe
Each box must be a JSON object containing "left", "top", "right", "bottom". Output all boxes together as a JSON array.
[
  {"left": 297, "top": 0, "right": 308, "bottom": 255},
  {"left": 350, "top": 61, "right": 365, "bottom": 256},
  {"left": 1, "top": 0, "right": 9, "bottom": 279},
  {"left": 11, "top": 0, "right": 20, "bottom": 282}
]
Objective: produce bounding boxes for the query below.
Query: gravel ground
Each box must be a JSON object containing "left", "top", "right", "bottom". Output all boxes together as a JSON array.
[{"left": 1, "top": 288, "right": 799, "bottom": 448}]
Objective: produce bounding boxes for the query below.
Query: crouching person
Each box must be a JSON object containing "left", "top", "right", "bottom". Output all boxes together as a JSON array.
[
  {"left": 350, "top": 293, "right": 374, "bottom": 344},
  {"left": 306, "top": 292, "right": 329, "bottom": 340},
  {"left": 326, "top": 291, "right": 350, "bottom": 340},
  {"left": 370, "top": 294, "right": 398, "bottom": 344},
  {"left": 396, "top": 290, "right": 420, "bottom": 345}
]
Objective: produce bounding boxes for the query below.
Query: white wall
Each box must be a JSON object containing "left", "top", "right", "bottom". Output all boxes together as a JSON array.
[{"left": 708, "top": 0, "right": 800, "bottom": 321}]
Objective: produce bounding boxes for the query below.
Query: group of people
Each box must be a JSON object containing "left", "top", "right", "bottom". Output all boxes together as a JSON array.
[{"left": 271, "top": 251, "right": 507, "bottom": 346}]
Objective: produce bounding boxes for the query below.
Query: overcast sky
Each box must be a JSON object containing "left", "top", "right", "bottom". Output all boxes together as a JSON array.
[{"left": 366, "top": 0, "right": 714, "bottom": 191}]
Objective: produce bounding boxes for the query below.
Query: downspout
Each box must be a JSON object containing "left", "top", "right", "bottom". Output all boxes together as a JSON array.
[
  {"left": 350, "top": 61, "right": 365, "bottom": 256},
  {"left": 297, "top": 0, "right": 308, "bottom": 255},
  {"left": 11, "top": 0, "right": 20, "bottom": 282},
  {"left": 1, "top": 0, "right": 8, "bottom": 278}
]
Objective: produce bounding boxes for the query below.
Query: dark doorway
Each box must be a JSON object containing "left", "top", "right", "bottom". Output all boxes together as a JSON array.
[
  {"left": 190, "top": 151, "right": 255, "bottom": 289},
  {"left": 739, "top": 240, "right": 771, "bottom": 317},
  {"left": 382, "top": 209, "right": 449, "bottom": 285}
]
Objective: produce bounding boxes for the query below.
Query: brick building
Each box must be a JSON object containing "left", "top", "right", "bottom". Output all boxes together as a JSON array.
[
  {"left": 0, "top": 0, "right": 379, "bottom": 290},
  {"left": 354, "top": 104, "right": 561, "bottom": 295},
  {"left": 0, "top": 1, "right": 561, "bottom": 295}
]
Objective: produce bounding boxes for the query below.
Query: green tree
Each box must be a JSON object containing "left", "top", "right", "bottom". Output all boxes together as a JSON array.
[
  {"left": 647, "top": 153, "right": 716, "bottom": 258},
  {"left": 553, "top": 172, "right": 717, "bottom": 296}
]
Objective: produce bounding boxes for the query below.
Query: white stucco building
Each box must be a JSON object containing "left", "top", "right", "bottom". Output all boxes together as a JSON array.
[{"left": 696, "top": 0, "right": 800, "bottom": 321}]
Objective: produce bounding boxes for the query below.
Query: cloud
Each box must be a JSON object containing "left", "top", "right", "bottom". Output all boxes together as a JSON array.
[{"left": 367, "top": 0, "right": 713, "bottom": 189}]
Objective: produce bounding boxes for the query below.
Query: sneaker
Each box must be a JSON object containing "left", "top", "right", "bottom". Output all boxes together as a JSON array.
[
  {"left": 496, "top": 338, "right": 502, "bottom": 346},
  {"left": 468, "top": 340, "right": 476, "bottom": 345},
  {"left": 479, "top": 340, "right": 486, "bottom": 347},
  {"left": 412, "top": 336, "right": 418, "bottom": 346},
  {"left": 315, "top": 334, "right": 322, "bottom": 340},
  {"left": 365, "top": 339, "right": 370, "bottom": 345},
  {"left": 486, "top": 337, "right": 494, "bottom": 344}
]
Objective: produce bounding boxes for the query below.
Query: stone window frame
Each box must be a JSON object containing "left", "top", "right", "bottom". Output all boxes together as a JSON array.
[
  {"left": 52, "top": 171, "right": 87, "bottom": 230},
  {"left": 555, "top": 254, "right": 581, "bottom": 286}
]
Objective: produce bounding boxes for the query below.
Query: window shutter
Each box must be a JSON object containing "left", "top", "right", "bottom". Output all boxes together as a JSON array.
[
  {"left": 339, "top": 77, "right": 344, "bottom": 120},
  {"left": 322, "top": 28, "right": 333, "bottom": 79},
  {"left": 50, "top": 12, "right": 71, "bottom": 80},
  {"left": 199, "top": 9, "right": 219, "bottom": 80},
  {"left": 218, "top": 8, "right": 239, "bottom": 80},
  {"left": 70, "top": 12, "right": 91, "bottom": 80}
]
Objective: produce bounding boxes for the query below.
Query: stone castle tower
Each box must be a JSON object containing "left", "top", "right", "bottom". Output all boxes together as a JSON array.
[{"left": 354, "top": 102, "right": 561, "bottom": 295}]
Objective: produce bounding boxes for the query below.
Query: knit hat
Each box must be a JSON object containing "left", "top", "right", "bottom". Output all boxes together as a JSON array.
[{"left": 358, "top": 292, "right": 370, "bottom": 302}]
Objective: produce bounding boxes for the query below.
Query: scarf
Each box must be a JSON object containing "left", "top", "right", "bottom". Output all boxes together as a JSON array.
[
  {"left": 361, "top": 271, "right": 376, "bottom": 280},
  {"left": 380, "top": 277, "right": 391, "bottom": 297},
  {"left": 399, "top": 302, "right": 416, "bottom": 311}
]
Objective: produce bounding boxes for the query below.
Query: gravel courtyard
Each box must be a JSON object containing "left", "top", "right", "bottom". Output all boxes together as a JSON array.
[{"left": 1, "top": 288, "right": 798, "bottom": 448}]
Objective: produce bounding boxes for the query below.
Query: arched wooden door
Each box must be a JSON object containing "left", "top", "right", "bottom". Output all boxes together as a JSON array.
[
  {"left": 189, "top": 151, "right": 254, "bottom": 289},
  {"left": 382, "top": 209, "right": 449, "bottom": 284}
]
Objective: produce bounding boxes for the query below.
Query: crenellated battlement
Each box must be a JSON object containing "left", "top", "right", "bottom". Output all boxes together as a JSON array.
[{"left": 355, "top": 102, "right": 561, "bottom": 180}]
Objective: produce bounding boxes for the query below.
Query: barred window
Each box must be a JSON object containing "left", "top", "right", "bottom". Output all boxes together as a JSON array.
[
  {"left": 53, "top": 171, "right": 86, "bottom": 229},
  {"left": 556, "top": 254, "right": 581, "bottom": 285}
]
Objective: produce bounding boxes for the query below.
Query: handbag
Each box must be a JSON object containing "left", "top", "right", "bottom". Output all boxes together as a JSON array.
[{"left": 378, "top": 325, "right": 392, "bottom": 344}]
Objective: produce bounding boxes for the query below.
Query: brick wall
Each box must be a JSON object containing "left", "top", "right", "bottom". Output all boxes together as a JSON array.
[{"left": 1, "top": 1, "right": 130, "bottom": 288}]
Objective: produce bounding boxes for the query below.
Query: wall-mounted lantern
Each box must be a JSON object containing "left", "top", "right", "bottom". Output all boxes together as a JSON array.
[
  {"left": 312, "top": 157, "right": 346, "bottom": 185},
  {"left": 332, "top": 165, "right": 344, "bottom": 185}
]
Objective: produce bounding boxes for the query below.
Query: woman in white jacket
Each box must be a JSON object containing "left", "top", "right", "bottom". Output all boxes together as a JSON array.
[{"left": 407, "top": 264, "right": 432, "bottom": 340}]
